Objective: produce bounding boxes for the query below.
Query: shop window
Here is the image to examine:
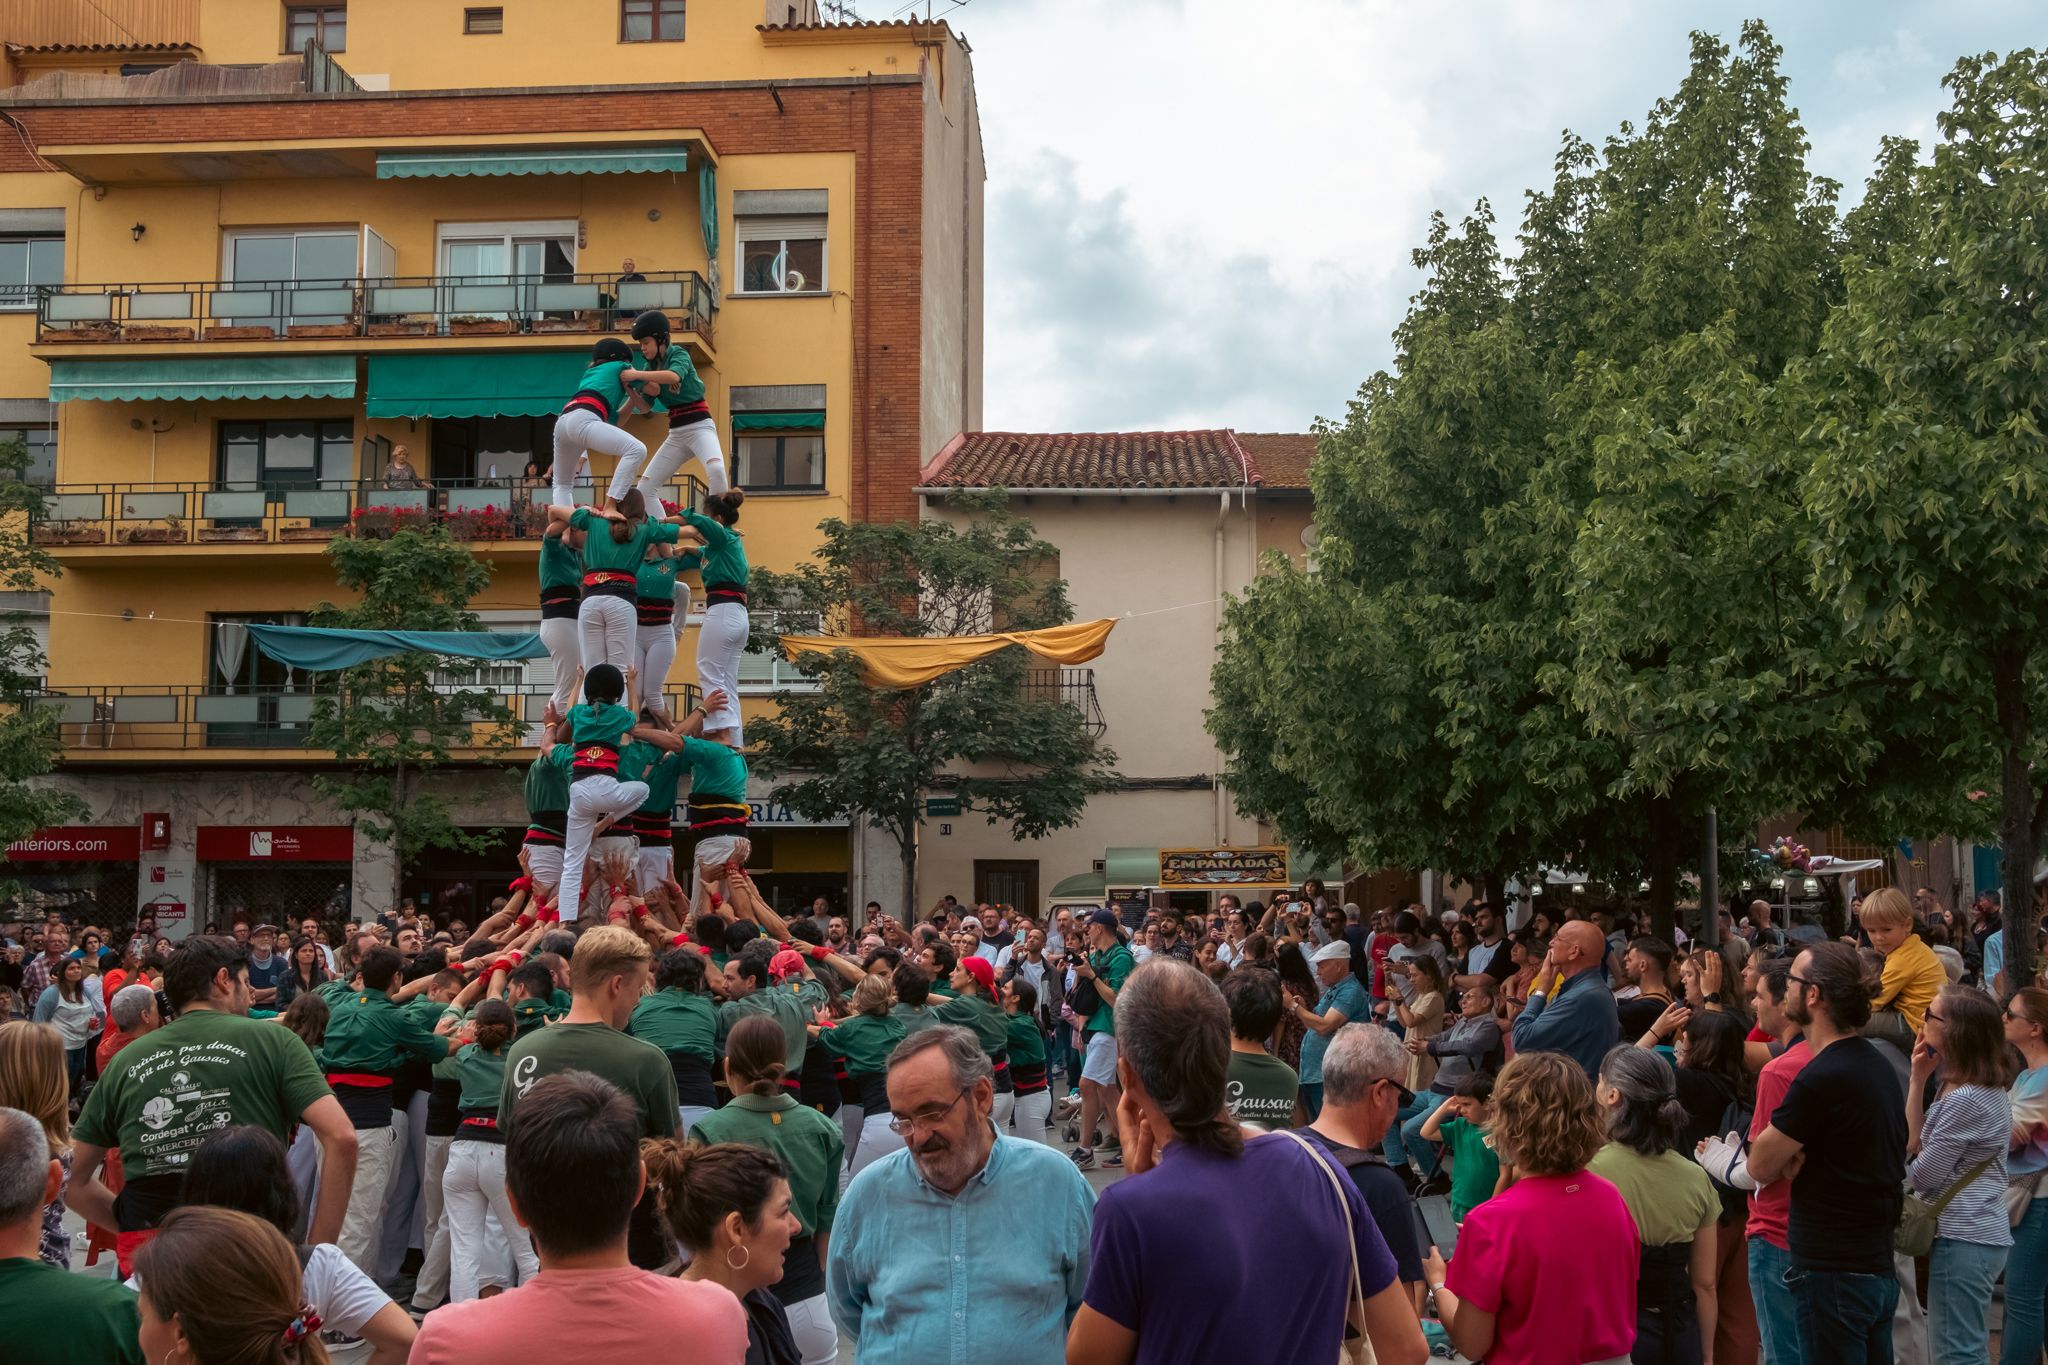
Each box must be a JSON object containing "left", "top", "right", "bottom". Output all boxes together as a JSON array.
[
  {"left": 733, "top": 425, "right": 824, "bottom": 493},
  {"left": 218, "top": 419, "right": 354, "bottom": 492},
  {"left": 464, "top": 7, "right": 504, "bottom": 33},
  {"left": 0, "top": 426, "right": 56, "bottom": 486},
  {"left": 0, "top": 236, "right": 63, "bottom": 310},
  {"left": 284, "top": 4, "right": 346, "bottom": 52},
  {"left": 622, "top": 0, "right": 684, "bottom": 42},
  {"left": 736, "top": 214, "right": 826, "bottom": 295}
]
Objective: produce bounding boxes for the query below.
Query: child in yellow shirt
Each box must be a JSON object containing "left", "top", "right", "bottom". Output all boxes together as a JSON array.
[{"left": 1861, "top": 886, "right": 1946, "bottom": 1053}]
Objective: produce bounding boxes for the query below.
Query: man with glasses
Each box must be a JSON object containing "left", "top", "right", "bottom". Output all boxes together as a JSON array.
[
  {"left": 1302, "top": 1023, "right": 1428, "bottom": 1304},
  {"left": 1747, "top": 942, "right": 1906, "bottom": 1365},
  {"left": 827, "top": 1025, "right": 1094, "bottom": 1365}
]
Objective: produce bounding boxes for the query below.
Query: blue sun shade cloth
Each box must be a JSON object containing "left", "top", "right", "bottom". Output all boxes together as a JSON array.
[
  {"left": 247, "top": 624, "right": 545, "bottom": 670},
  {"left": 377, "top": 147, "right": 693, "bottom": 179}
]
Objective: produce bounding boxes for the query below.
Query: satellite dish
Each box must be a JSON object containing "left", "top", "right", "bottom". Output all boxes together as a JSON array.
[{"left": 1299, "top": 523, "right": 1321, "bottom": 550}]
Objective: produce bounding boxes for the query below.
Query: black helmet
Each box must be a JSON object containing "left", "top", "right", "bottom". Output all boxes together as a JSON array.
[
  {"left": 630, "top": 310, "right": 672, "bottom": 342},
  {"left": 591, "top": 337, "right": 632, "bottom": 365},
  {"left": 583, "top": 664, "right": 626, "bottom": 703}
]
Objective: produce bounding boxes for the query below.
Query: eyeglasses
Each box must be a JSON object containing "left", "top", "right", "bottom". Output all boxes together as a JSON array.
[
  {"left": 1375, "top": 1075, "right": 1417, "bottom": 1107},
  {"left": 1925, "top": 1009, "right": 1945, "bottom": 1024},
  {"left": 1786, "top": 972, "right": 1813, "bottom": 991},
  {"left": 887, "top": 1087, "right": 970, "bottom": 1136},
  {"left": 2009, "top": 1006, "right": 2034, "bottom": 1026}
]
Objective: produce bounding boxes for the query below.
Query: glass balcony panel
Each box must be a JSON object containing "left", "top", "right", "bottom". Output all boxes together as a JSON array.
[
  {"left": 36, "top": 695, "right": 98, "bottom": 724},
  {"left": 619, "top": 280, "right": 682, "bottom": 311},
  {"left": 282, "top": 488, "right": 349, "bottom": 521},
  {"left": 118, "top": 492, "right": 188, "bottom": 520},
  {"left": 202, "top": 490, "right": 267, "bottom": 521},
  {"left": 449, "top": 284, "right": 517, "bottom": 313},
  {"left": 129, "top": 293, "right": 196, "bottom": 320},
  {"left": 111, "top": 694, "right": 178, "bottom": 724},
  {"left": 211, "top": 289, "right": 280, "bottom": 319},
  {"left": 46, "top": 492, "right": 105, "bottom": 520},
  {"left": 532, "top": 283, "right": 599, "bottom": 311},
  {"left": 194, "top": 694, "right": 260, "bottom": 723},
  {"left": 47, "top": 293, "right": 112, "bottom": 321},
  {"left": 370, "top": 286, "right": 436, "bottom": 314},
  {"left": 445, "top": 487, "right": 512, "bottom": 514}
]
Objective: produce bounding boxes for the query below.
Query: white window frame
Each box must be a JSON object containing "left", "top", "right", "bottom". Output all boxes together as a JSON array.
[
  {"left": 434, "top": 220, "right": 579, "bottom": 278},
  {"left": 0, "top": 236, "right": 63, "bottom": 312},
  {"left": 221, "top": 227, "right": 359, "bottom": 283},
  {"left": 734, "top": 214, "right": 827, "bottom": 296},
  {"left": 0, "top": 424, "right": 57, "bottom": 486}
]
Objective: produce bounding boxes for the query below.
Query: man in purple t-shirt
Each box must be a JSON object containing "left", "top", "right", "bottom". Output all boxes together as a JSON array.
[{"left": 1066, "top": 959, "right": 1426, "bottom": 1365}]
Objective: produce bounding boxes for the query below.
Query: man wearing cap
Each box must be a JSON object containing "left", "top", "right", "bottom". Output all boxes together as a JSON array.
[
  {"left": 1286, "top": 940, "right": 1375, "bottom": 1119},
  {"left": 927, "top": 955, "right": 1016, "bottom": 1125},
  {"left": 243, "top": 922, "right": 289, "bottom": 1008},
  {"left": 1068, "top": 910, "right": 1136, "bottom": 1170}
]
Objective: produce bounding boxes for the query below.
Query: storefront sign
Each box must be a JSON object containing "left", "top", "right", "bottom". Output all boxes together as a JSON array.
[
  {"left": 5, "top": 826, "right": 142, "bottom": 862},
  {"left": 197, "top": 825, "right": 354, "bottom": 862},
  {"left": 747, "top": 801, "right": 849, "bottom": 828},
  {"left": 1158, "top": 846, "right": 1291, "bottom": 889}
]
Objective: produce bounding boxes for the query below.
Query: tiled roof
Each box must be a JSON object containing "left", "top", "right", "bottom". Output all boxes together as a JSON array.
[
  {"left": 9, "top": 41, "right": 193, "bottom": 53},
  {"left": 759, "top": 18, "right": 952, "bottom": 32},
  {"left": 1232, "top": 432, "right": 1317, "bottom": 490},
  {"left": 922, "top": 430, "right": 1260, "bottom": 491}
]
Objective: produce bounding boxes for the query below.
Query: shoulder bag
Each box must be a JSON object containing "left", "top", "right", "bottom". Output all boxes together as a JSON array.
[{"left": 1896, "top": 1152, "right": 1998, "bottom": 1257}]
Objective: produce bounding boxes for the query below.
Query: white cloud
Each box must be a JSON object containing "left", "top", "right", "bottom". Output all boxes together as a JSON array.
[{"left": 953, "top": 0, "right": 2042, "bottom": 432}]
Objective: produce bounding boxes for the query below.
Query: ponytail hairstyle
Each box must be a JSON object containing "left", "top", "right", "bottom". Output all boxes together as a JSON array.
[
  {"left": 723, "top": 1013, "right": 789, "bottom": 1096},
  {"left": 703, "top": 488, "right": 745, "bottom": 526},
  {"left": 471, "top": 998, "right": 516, "bottom": 1054},
  {"left": 1598, "top": 1044, "right": 1689, "bottom": 1157},
  {"left": 610, "top": 487, "right": 648, "bottom": 544},
  {"left": 641, "top": 1139, "right": 786, "bottom": 1256},
  {"left": 1114, "top": 960, "right": 1244, "bottom": 1158},
  {"left": 134, "top": 1206, "right": 332, "bottom": 1365},
  {"left": 849, "top": 972, "right": 892, "bottom": 1019}
]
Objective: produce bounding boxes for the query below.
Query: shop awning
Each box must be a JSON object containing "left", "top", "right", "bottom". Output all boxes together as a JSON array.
[
  {"left": 49, "top": 355, "right": 354, "bottom": 403},
  {"left": 1104, "top": 846, "right": 1160, "bottom": 890},
  {"left": 377, "top": 147, "right": 695, "bottom": 179},
  {"left": 247, "top": 625, "right": 544, "bottom": 671},
  {"left": 1047, "top": 871, "right": 1106, "bottom": 902},
  {"left": 733, "top": 410, "right": 824, "bottom": 431},
  {"left": 365, "top": 352, "right": 581, "bottom": 419},
  {"left": 1291, "top": 848, "right": 1346, "bottom": 887}
]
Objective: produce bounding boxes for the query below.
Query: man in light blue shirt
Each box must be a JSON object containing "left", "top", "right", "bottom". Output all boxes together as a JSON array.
[{"left": 827, "top": 1025, "right": 1094, "bottom": 1365}]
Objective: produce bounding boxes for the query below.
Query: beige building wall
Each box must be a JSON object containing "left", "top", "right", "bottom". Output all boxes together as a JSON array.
[{"left": 917, "top": 489, "right": 1314, "bottom": 909}]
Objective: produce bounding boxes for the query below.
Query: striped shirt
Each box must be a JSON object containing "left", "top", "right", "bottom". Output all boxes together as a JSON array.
[{"left": 1908, "top": 1082, "right": 2013, "bottom": 1246}]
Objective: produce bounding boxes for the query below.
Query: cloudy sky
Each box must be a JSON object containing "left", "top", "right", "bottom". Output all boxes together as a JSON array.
[{"left": 949, "top": 0, "right": 2041, "bottom": 434}]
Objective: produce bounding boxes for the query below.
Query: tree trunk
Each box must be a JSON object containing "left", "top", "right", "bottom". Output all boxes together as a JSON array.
[
  {"left": 1481, "top": 872, "right": 1507, "bottom": 909},
  {"left": 1994, "top": 646, "right": 2037, "bottom": 994},
  {"left": 899, "top": 805, "right": 920, "bottom": 922},
  {"left": 1647, "top": 789, "right": 1680, "bottom": 941},
  {"left": 391, "top": 758, "right": 407, "bottom": 916}
]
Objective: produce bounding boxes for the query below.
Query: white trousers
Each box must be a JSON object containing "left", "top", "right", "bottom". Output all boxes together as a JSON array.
[
  {"left": 561, "top": 776, "right": 648, "bottom": 923},
  {"left": 412, "top": 1133, "right": 454, "bottom": 1309},
  {"left": 991, "top": 1091, "right": 1014, "bottom": 1129},
  {"left": 678, "top": 1104, "right": 715, "bottom": 1136},
  {"left": 637, "top": 419, "right": 729, "bottom": 498},
  {"left": 636, "top": 845, "right": 673, "bottom": 895},
  {"left": 373, "top": 1092, "right": 427, "bottom": 1283},
  {"left": 837, "top": 1103, "right": 864, "bottom": 1169},
  {"left": 525, "top": 844, "right": 563, "bottom": 899},
  {"left": 696, "top": 600, "right": 748, "bottom": 739},
  {"left": 846, "top": 1109, "right": 904, "bottom": 1181},
  {"left": 1009, "top": 1088, "right": 1052, "bottom": 1145},
  {"left": 783, "top": 1292, "right": 839, "bottom": 1365},
  {"left": 539, "top": 617, "right": 582, "bottom": 717},
  {"left": 444, "top": 1140, "right": 538, "bottom": 1303},
  {"left": 288, "top": 1122, "right": 322, "bottom": 1244},
  {"left": 635, "top": 614, "right": 683, "bottom": 717},
  {"left": 578, "top": 594, "right": 637, "bottom": 677},
  {"left": 336, "top": 1123, "right": 399, "bottom": 1272},
  {"left": 552, "top": 406, "right": 647, "bottom": 505}
]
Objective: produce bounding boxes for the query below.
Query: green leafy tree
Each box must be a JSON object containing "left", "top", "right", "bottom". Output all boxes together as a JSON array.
[
  {"left": 305, "top": 526, "right": 517, "bottom": 911},
  {"left": 1800, "top": 48, "right": 2048, "bottom": 984},
  {"left": 746, "top": 494, "right": 1119, "bottom": 912},
  {"left": 0, "top": 436, "right": 83, "bottom": 892}
]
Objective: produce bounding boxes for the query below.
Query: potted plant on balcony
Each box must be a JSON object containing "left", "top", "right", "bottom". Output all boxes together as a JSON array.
[
  {"left": 367, "top": 317, "right": 432, "bottom": 337},
  {"left": 120, "top": 513, "right": 189, "bottom": 545},
  {"left": 278, "top": 521, "right": 335, "bottom": 542},
  {"left": 350, "top": 504, "right": 430, "bottom": 540},
  {"left": 197, "top": 522, "right": 271, "bottom": 543},
  {"left": 447, "top": 314, "right": 515, "bottom": 336},
  {"left": 123, "top": 323, "right": 197, "bottom": 341},
  {"left": 31, "top": 518, "right": 107, "bottom": 546},
  {"left": 286, "top": 320, "right": 358, "bottom": 339},
  {"left": 440, "top": 503, "right": 516, "bottom": 542},
  {"left": 207, "top": 323, "right": 277, "bottom": 340}
]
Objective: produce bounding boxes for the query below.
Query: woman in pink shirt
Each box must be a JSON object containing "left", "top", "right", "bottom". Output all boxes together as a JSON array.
[{"left": 1426, "top": 1051, "right": 1640, "bottom": 1365}]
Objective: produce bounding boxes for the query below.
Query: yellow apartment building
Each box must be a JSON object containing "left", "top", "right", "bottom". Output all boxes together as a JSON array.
[{"left": 0, "top": 0, "right": 983, "bottom": 930}]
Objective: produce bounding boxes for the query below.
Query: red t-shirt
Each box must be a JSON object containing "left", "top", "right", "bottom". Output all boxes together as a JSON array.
[
  {"left": 1368, "top": 935, "right": 1396, "bottom": 999},
  {"left": 1445, "top": 1170, "right": 1639, "bottom": 1365},
  {"left": 1746, "top": 1038, "right": 1815, "bottom": 1248}
]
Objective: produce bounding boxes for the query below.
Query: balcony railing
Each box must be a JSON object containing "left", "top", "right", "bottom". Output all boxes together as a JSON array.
[
  {"left": 33, "top": 681, "right": 702, "bottom": 753},
  {"left": 31, "top": 475, "right": 702, "bottom": 549},
  {"left": 35, "top": 270, "right": 712, "bottom": 346},
  {"left": 1025, "top": 667, "right": 1106, "bottom": 736}
]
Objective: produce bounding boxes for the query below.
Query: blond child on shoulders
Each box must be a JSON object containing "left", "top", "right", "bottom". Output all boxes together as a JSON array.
[{"left": 1860, "top": 886, "right": 1946, "bottom": 1054}]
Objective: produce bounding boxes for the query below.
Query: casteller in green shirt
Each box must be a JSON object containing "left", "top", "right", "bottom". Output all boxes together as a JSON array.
[
  {"left": 0, "top": 1257, "right": 143, "bottom": 1364},
  {"left": 74, "top": 1008, "right": 332, "bottom": 1185},
  {"left": 629, "top": 987, "right": 719, "bottom": 1061},
  {"left": 814, "top": 1012, "right": 906, "bottom": 1077},
  {"left": 499, "top": 1020, "right": 678, "bottom": 1140}
]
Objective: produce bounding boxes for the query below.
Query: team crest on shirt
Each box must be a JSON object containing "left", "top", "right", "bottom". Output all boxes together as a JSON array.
[{"left": 579, "top": 746, "right": 609, "bottom": 763}]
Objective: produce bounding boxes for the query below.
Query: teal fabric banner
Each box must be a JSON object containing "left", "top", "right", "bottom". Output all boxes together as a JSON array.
[{"left": 247, "top": 624, "right": 545, "bottom": 670}]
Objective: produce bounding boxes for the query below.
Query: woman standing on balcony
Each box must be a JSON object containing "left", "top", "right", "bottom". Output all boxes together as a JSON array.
[
  {"left": 627, "top": 310, "right": 730, "bottom": 499},
  {"left": 546, "top": 337, "right": 676, "bottom": 511}
]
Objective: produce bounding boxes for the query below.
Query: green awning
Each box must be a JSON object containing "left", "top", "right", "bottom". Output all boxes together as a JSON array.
[
  {"left": 366, "top": 352, "right": 582, "bottom": 419},
  {"left": 1291, "top": 848, "right": 1346, "bottom": 887},
  {"left": 1047, "top": 872, "right": 1106, "bottom": 902},
  {"left": 732, "top": 410, "right": 824, "bottom": 432},
  {"left": 377, "top": 147, "right": 694, "bottom": 179},
  {"left": 1104, "top": 846, "right": 1160, "bottom": 891},
  {"left": 49, "top": 355, "right": 354, "bottom": 403}
]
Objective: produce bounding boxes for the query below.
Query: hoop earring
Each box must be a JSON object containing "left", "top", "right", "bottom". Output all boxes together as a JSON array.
[{"left": 725, "top": 1244, "right": 751, "bottom": 1271}]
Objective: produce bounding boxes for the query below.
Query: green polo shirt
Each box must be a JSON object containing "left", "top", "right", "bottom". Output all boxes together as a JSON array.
[
  {"left": 815, "top": 1012, "right": 906, "bottom": 1077},
  {"left": 688, "top": 1091, "right": 843, "bottom": 1237},
  {"left": 569, "top": 506, "right": 681, "bottom": 575},
  {"left": 540, "top": 534, "right": 583, "bottom": 592},
  {"left": 511, "top": 994, "right": 567, "bottom": 1038},
  {"left": 681, "top": 510, "right": 748, "bottom": 589},
  {"left": 635, "top": 749, "right": 687, "bottom": 819},
  {"left": 499, "top": 1020, "right": 678, "bottom": 1140},
  {"left": 1084, "top": 942, "right": 1137, "bottom": 1038},
  {"left": 0, "top": 1257, "right": 143, "bottom": 1364},
  {"left": 890, "top": 1002, "right": 939, "bottom": 1036},
  {"left": 317, "top": 990, "right": 449, "bottom": 1074},
  {"left": 718, "top": 977, "right": 822, "bottom": 1073},
  {"left": 628, "top": 988, "right": 718, "bottom": 1061},
  {"left": 682, "top": 735, "right": 747, "bottom": 802},
  {"left": 636, "top": 552, "right": 699, "bottom": 602},
  {"left": 928, "top": 991, "right": 1009, "bottom": 1060},
  {"left": 526, "top": 753, "right": 570, "bottom": 819},
  {"left": 1004, "top": 1011, "right": 1048, "bottom": 1066},
  {"left": 654, "top": 342, "right": 707, "bottom": 409},
  {"left": 454, "top": 1043, "right": 510, "bottom": 1112}
]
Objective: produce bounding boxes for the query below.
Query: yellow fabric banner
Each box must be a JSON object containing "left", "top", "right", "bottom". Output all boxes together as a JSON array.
[{"left": 778, "top": 618, "right": 1117, "bottom": 689}]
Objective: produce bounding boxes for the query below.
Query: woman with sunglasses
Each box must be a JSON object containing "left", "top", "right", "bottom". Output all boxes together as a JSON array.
[
  {"left": 1909, "top": 985, "right": 2012, "bottom": 1365},
  {"left": 2000, "top": 987, "right": 2048, "bottom": 1365}
]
